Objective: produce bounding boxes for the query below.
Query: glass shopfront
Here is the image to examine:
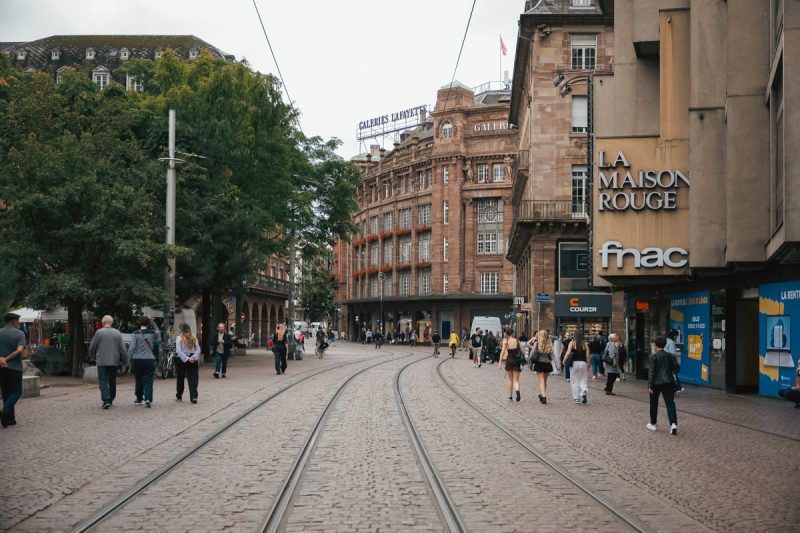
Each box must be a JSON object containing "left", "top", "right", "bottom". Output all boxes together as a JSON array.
[{"left": 554, "top": 292, "right": 612, "bottom": 340}]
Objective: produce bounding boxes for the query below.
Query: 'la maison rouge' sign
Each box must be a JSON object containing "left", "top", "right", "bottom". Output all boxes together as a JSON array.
[{"left": 597, "top": 150, "right": 690, "bottom": 211}]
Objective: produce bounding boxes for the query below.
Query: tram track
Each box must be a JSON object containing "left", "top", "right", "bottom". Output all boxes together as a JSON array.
[
  {"left": 436, "top": 358, "right": 648, "bottom": 533},
  {"left": 72, "top": 349, "right": 402, "bottom": 533}
]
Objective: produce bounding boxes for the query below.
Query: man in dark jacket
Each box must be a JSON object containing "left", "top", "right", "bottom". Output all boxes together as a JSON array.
[
  {"left": 648, "top": 336, "right": 678, "bottom": 435},
  {"left": 431, "top": 331, "right": 441, "bottom": 358},
  {"left": 210, "top": 322, "right": 235, "bottom": 378}
]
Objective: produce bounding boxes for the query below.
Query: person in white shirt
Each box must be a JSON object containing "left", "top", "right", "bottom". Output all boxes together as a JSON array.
[{"left": 175, "top": 323, "right": 200, "bottom": 403}]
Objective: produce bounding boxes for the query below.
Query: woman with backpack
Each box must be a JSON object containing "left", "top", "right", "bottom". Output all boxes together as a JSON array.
[
  {"left": 562, "top": 331, "right": 589, "bottom": 404},
  {"left": 531, "top": 330, "right": 554, "bottom": 404},
  {"left": 500, "top": 328, "right": 523, "bottom": 402},
  {"left": 603, "top": 333, "right": 623, "bottom": 395}
]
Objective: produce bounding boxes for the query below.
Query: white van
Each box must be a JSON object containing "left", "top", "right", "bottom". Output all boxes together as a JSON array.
[{"left": 470, "top": 316, "right": 503, "bottom": 336}]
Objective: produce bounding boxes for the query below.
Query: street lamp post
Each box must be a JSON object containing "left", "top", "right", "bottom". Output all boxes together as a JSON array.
[
  {"left": 554, "top": 72, "right": 594, "bottom": 288},
  {"left": 378, "top": 271, "right": 385, "bottom": 336}
]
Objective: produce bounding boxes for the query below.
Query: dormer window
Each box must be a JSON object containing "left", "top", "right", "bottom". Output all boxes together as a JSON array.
[
  {"left": 126, "top": 73, "right": 143, "bottom": 92},
  {"left": 92, "top": 66, "right": 110, "bottom": 89},
  {"left": 56, "top": 66, "right": 69, "bottom": 84},
  {"left": 23, "top": 66, "right": 35, "bottom": 73},
  {"left": 120, "top": 48, "right": 129, "bottom": 61},
  {"left": 51, "top": 49, "right": 61, "bottom": 61},
  {"left": 154, "top": 47, "right": 163, "bottom": 59},
  {"left": 188, "top": 48, "right": 199, "bottom": 60},
  {"left": 86, "top": 48, "right": 95, "bottom": 60},
  {"left": 16, "top": 49, "right": 26, "bottom": 60}
]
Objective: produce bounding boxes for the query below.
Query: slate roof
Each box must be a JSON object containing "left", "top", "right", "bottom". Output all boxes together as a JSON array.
[{"left": 8, "top": 35, "right": 234, "bottom": 75}]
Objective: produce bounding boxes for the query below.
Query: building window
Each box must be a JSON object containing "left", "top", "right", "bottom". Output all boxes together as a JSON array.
[
  {"left": 480, "top": 272, "right": 499, "bottom": 294},
  {"left": 126, "top": 73, "right": 143, "bottom": 92},
  {"left": 418, "top": 234, "right": 431, "bottom": 261},
  {"left": 384, "top": 180, "right": 391, "bottom": 198},
  {"left": 120, "top": 48, "right": 129, "bottom": 61},
  {"left": 189, "top": 48, "right": 199, "bottom": 60},
  {"left": 571, "top": 35, "right": 596, "bottom": 70},
  {"left": 571, "top": 165, "right": 588, "bottom": 218},
  {"left": 443, "top": 236, "right": 449, "bottom": 262},
  {"left": 51, "top": 49, "right": 60, "bottom": 61},
  {"left": 384, "top": 240, "right": 393, "bottom": 265},
  {"left": 571, "top": 0, "right": 591, "bottom": 6},
  {"left": 443, "top": 165, "right": 449, "bottom": 183},
  {"left": 572, "top": 96, "right": 588, "bottom": 133},
  {"left": 418, "top": 204, "right": 431, "bottom": 226},
  {"left": 400, "top": 176, "right": 407, "bottom": 194},
  {"left": 398, "top": 208, "right": 412, "bottom": 229},
  {"left": 56, "top": 67, "right": 67, "bottom": 84},
  {"left": 16, "top": 49, "right": 26, "bottom": 60},
  {"left": 370, "top": 242, "right": 379, "bottom": 267},
  {"left": 558, "top": 242, "right": 589, "bottom": 291},
  {"left": 443, "top": 200, "right": 449, "bottom": 225},
  {"left": 370, "top": 216, "right": 379, "bottom": 234},
  {"left": 407, "top": 175, "right": 414, "bottom": 192},
  {"left": 477, "top": 164, "right": 490, "bottom": 183},
  {"left": 384, "top": 212, "right": 393, "bottom": 231},
  {"left": 383, "top": 273, "right": 393, "bottom": 296},
  {"left": 477, "top": 232, "right": 501, "bottom": 254},
  {"left": 774, "top": 67, "right": 784, "bottom": 229},
  {"left": 370, "top": 275, "right": 379, "bottom": 297},
  {"left": 92, "top": 68, "right": 109, "bottom": 89},
  {"left": 442, "top": 120, "right": 453, "bottom": 139},
  {"left": 477, "top": 199, "right": 503, "bottom": 223},
  {"left": 155, "top": 48, "right": 163, "bottom": 59},
  {"left": 399, "top": 272, "right": 411, "bottom": 296},
  {"left": 418, "top": 171, "right": 427, "bottom": 190},
  {"left": 86, "top": 48, "right": 95, "bottom": 60},
  {"left": 399, "top": 236, "right": 412, "bottom": 263},
  {"left": 418, "top": 270, "right": 431, "bottom": 295},
  {"left": 492, "top": 163, "right": 505, "bottom": 182},
  {"left": 443, "top": 273, "right": 449, "bottom": 294}
]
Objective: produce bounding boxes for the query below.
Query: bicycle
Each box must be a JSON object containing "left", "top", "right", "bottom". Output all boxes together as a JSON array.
[{"left": 158, "top": 339, "right": 176, "bottom": 380}]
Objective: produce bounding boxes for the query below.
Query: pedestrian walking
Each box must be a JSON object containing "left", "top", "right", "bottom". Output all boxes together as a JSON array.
[
  {"left": 409, "top": 330, "right": 416, "bottom": 347},
  {"left": 603, "top": 333, "right": 623, "bottom": 395},
  {"left": 531, "top": 330, "right": 554, "bottom": 404},
  {"left": 665, "top": 329, "right": 684, "bottom": 392},
  {"left": 470, "top": 328, "right": 483, "bottom": 367},
  {"left": 273, "top": 324, "right": 289, "bottom": 374},
  {"left": 588, "top": 333, "right": 603, "bottom": 379},
  {"left": 0, "top": 312, "right": 26, "bottom": 428},
  {"left": 448, "top": 331, "right": 459, "bottom": 358},
  {"left": 562, "top": 331, "right": 589, "bottom": 404},
  {"left": 431, "top": 331, "right": 441, "bottom": 358},
  {"left": 175, "top": 323, "right": 200, "bottom": 404},
  {"left": 552, "top": 334, "right": 563, "bottom": 375},
  {"left": 210, "top": 323, "right": 234, "bottom": 379},
  {"left": 128, "top": 316, "right": 160, "bottom": 408},
  {"left": 596, "top": 331, "right": 608, "bottom": 376},
  {"left": 648, "top": 336, "right": 679, "bottom": 434},
  {"left": 88, "top": 315, "right": 128, "bottom": 409},
  {"left": 366, "top": 328, "right": 373, "bottom": 345},
  {"left": 500, "top": 328, "right": 523, "bottom": 402},
  {"left": 487, "top": 331, "right": 498, "bottom": 364},
  {"left": 460, "top": 328, "right": 469, "bottom": 352},
  {"left": 374, "top": 331, "right": 383, "bottom": 349}
]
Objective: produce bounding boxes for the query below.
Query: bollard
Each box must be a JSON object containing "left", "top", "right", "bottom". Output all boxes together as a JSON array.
[{"left": 22, "top": 375, "right": 40, "bottom": 398}]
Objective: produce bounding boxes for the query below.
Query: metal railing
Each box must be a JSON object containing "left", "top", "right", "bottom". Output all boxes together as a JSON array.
[
  {"left": 556, "top": 62, "right": 613, "bottom": 73},
  {"left": 514, "top": 200, "right": 588, "bottom": 222},
  {"left": 248, "top": 274, "right": 291, "bottom": 295}
]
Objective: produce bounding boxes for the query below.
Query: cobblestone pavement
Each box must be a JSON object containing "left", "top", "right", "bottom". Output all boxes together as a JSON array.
[
  {"left": 3, "top": 343, "right": 798, "bottom": 532},
  {"left": 443, "top": 358, "right": 799, "bottom": 532}
]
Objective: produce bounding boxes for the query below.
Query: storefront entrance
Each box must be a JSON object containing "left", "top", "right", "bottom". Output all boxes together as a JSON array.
[{"left": 554, "top": 292, "right": 612, "bottom": 340}]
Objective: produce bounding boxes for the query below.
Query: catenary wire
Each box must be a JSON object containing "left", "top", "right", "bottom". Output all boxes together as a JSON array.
[
  {"left": 441, "top": 0, "right": 478, "bottom": 113},
  {"left": 251, "top": 0, "right": 295, "bottom": 109}
]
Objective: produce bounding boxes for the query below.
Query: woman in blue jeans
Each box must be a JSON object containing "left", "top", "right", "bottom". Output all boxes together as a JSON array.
[{"left": 127, "top": 316, "right": 160, "bottom": 408}]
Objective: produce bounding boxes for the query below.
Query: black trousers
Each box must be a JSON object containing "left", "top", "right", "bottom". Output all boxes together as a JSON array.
[
  {"left": 175, "top": 359, "right": 199, "bottom": 400},
  {"left": 650, "top": 383, "right": 678, "bottom": 425},
  {"left": 605, "top": 372, "right": 619, "bottom": 393},
  {"left": 274, "top": 347, "right": 287, "bottom": 373},
  {"left": 0, "top": 368, "right": 23, "bottom": 421}
]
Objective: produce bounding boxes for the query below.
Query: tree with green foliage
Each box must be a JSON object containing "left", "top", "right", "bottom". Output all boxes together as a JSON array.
[
  {"left": 299, "top": 262, "right": 338, "bottom": 322},
  {"left": 0, "top": 58, "right": 170, "bottom": 375}
]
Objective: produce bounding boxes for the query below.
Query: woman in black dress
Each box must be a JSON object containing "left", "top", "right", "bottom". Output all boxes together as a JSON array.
[
  {"left": 500, "top": 328, "right": 523, "bottom": 402},
  {"left": 531, "top": 330, "right": 554, "bottom": 404},
  {"left": 272, "top": 324, "right": 288, "bottom": 375}
]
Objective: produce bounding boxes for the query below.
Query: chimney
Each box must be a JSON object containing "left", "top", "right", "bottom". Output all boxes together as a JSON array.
[
  {"left": 370, "top": 144, "right": 381, "bottom": 158},
  {"left": 419, "top": 107, "right": 427, "bottom": 124}
]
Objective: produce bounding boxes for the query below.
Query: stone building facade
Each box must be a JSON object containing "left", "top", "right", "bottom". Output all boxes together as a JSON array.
[
  {"left": 507, "top": 0, "right": 623, "bottom": 340},
  {"left": 337, "top": 82, "right": 517, "bottom": 342}
]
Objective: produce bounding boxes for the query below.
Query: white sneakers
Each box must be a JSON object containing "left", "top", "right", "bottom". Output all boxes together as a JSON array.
[
  {"left": 647, "top": 423, "right": 657, "bottom": 431},
  {"left": 670, "top": 423, "right": 678, "bottom": 435}
]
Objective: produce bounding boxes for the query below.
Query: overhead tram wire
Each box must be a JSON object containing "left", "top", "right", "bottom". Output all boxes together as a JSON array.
[{"left": 441, "top": 0, "right": 478, "bottom": 113}]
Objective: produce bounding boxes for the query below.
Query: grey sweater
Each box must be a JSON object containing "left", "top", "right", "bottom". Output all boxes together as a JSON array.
[
  {"left": 89, "top": 327, "right": 128, "bottom": 366},
  {"left": 128, "top": 327, "right": 160, "bottom": 360}
]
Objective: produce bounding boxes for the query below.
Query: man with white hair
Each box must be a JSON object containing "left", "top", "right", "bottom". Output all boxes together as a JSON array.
[{"left": 88, "top": 315, "right": 128, "bottom": 409}]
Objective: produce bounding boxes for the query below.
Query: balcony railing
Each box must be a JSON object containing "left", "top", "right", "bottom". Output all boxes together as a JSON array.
[
  {"left": 515, "top": 200, "right": 588, "bottom": 223},
  {"left": 556, "top": 61, "right": 613, "bottom": 74},
  {"left": 511, "top": 150, "right": 530, "bottom": 206},
  {"left": 248, "top": 274, "right": 291, "bottom": 295}
]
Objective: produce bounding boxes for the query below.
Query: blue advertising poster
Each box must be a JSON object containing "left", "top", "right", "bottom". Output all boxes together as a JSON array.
[
  {"left": 669, "top": 291, "right": 711, "bottom": 386},
  {"left": 758, "top": 281, "right": 800, "bottom": 397}
]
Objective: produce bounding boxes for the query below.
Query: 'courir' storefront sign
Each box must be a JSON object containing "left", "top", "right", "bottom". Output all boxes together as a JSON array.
[{"left": 593, "top": 137, "right": 690, "bottom": 280}]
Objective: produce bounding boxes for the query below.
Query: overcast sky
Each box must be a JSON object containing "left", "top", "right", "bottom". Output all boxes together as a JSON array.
[{"left": 0, "top": 0, "right": 521, "bottom": 158}]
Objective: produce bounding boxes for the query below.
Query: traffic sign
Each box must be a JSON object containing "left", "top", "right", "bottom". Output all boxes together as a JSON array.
[{"left": 535, "top": 292, "right": 550, "bottom": 304}]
